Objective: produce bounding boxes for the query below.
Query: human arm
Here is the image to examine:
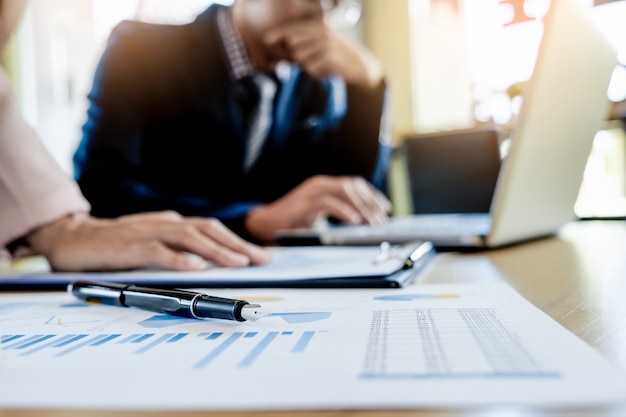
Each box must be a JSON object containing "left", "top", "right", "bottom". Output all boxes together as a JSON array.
[
  {"left": 244, "top": 175, "right": 391, "bottom": 243},
  {"left": 0, "top": 68, "right": 90, "bottom": 249},
  {"left": 246, "top": 21, "right": 392, "bottom": 243},
  {"left": 26, "top": 211, "right": 270, "bottom": 272},
  {"left": 264, "top": 19, "right": 384, "bottom": 89},
  {"left": 264, "top": 17, "right": 392, "bottom": 188},
  {"left": 0, "top": 66, "right": 269, "bottom": 271}
]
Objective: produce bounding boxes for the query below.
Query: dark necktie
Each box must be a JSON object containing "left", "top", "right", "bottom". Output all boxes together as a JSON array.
[{"left": 244, "top": 74, "right": 277, "bottom": 172}]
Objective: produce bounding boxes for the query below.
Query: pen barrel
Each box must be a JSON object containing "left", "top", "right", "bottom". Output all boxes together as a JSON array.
[
  {"left": 193, "top": 295, "right": 249, "bottom": 321},
  {"left": 121, "top": 287, "right": 197, "bottom": 318},
  {"left": 122, "top": 287, "right": 249, "bottom": 321},
  {"left": 69, "top": 281, "right": 251, "bottom": 322},
  {"left": 69, "top": 281, "right": 127, "bottom": 306}
]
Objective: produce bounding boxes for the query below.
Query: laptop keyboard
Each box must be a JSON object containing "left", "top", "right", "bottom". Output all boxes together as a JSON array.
[{"left": 329, "top": 213, "right": 491, "bottom": 237}]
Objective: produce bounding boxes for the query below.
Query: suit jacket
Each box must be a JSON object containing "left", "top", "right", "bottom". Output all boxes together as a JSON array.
[
  {"left": 0, "top": 69, "right": 89, "bottom": 248},
  {"left": 73, "top": 4, "right": 391, "bottom": 240}
]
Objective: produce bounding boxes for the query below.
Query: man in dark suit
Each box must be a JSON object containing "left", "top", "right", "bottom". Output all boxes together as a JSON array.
[{"left": 74, "top": 0, "right": 392, "bottom": 243}]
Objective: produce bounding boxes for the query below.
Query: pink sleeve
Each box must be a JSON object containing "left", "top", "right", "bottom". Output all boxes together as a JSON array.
[{"left": 0, "top": 69, "right": 90, "bottom": 247}]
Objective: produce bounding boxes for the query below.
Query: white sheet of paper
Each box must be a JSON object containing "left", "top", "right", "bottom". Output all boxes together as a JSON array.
[
  {"left": 1, "top": 282, "right": 625, "bottom": 410},
  {"left": 0, "top": 242, "right": 433, "bottom": 287}
]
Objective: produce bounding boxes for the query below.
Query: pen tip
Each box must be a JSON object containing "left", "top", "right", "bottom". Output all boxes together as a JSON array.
[{"left": 241, "top": 304, "right": 271, "bottom": 321}]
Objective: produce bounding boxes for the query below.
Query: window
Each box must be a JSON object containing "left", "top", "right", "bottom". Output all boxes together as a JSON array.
[
  {"left": 476, "top": 0, "right": 626, "bottom": 218},
  {"left": 8, "top": 0, "right": 227, "bottom": 174},
  {"left": 466, "top": 0, "right": 625, "bottom": 127}
]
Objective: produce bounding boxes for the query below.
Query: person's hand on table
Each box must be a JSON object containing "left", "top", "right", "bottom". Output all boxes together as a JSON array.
[
  {"left": 26, "top": 211, "right": 271, "bottom": 272},
  {"left": 245, "top": 175, "right": 391, "bottom": 243}
]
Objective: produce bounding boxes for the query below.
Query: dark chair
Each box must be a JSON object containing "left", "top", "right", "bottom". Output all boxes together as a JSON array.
[{"left": 401, "top": 127, "right": 502, "bottom": 214}]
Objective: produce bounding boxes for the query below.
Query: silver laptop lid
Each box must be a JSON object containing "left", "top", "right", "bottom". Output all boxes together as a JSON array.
[{"left": 486, "top": 0, "right": 617, "bottom": 247}]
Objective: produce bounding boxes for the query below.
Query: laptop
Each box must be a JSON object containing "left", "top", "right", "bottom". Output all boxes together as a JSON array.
[{"left": 275, "top": 0, "right": 618, "bottom": 249}]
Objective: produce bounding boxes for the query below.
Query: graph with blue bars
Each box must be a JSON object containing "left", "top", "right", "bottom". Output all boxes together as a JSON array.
[
  {"left": 0, "top": 295, "right": 334, "bottom": 371},
  {"left": 1, "top": 330, "right": 321, "bottom": 369}
]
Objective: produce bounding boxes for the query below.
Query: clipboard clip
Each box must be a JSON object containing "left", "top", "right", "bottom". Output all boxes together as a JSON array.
[
  {"left": 372, "top": 241, "right": 435, "bottom": 269},
  {"left": 372, "top": 242, "right": 394, "bottom": 264}
]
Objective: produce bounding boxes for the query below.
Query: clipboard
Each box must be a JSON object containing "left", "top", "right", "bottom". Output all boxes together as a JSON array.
[{"left": 0, "top": 241, "right": 435, "bottom": 290}]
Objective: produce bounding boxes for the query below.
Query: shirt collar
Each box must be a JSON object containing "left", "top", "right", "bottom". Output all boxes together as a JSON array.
[
  {"left": 216, "top": 7, "right": 295, "bottom": 85},
  {"left": 216, "top": 7, "right": 255, "bottom": 81}
]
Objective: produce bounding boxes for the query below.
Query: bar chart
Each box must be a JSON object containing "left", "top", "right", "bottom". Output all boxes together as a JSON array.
[
  {"left": 2, "top": 284, "right": 626, "bottom": 410},
  {"left": 1, "top": 329, "right": 322, "bottom": 369}
]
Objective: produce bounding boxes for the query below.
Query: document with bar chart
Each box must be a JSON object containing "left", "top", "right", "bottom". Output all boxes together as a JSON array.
[{"left": 1, "top": 282, "right": 625, "bottom": 410}]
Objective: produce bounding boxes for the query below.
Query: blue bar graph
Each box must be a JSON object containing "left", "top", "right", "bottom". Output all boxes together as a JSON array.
[
  {"left": 91, "top": 334, "right": 121, "bottom": 346},
  {"left": 168, "top": 333, "right": 188, "bottom": 343},
  {"left": 293, "top": 331, "right": 315, "bottom": 353},
  {"left": 54, "top": 334, "right": 88, "bottom": 347},
  {"left": 135, "top": 333, "right": 175, "bottom": 354},
  {"left": 2, "top": 330, "right": 319, "bottom": 370},
  {"left": 22, "top": 334, "right": 78, "bottom": 356},
  {"left": 194, "top": 332, "right": 244, "bottom": 369},
  {"left": 18, "top": 335, "right": 56, "bottom": 349},
  {"left": 117, "top": 334, "right": 143, "bottom": 344},
  {"left": 239, "top": 332, "right": 279, "bottom": 368},
  {"left": 3, "top": 334, "right": 47, "bottom": 350},
  {"left": 132, "top": 334, "right": 154, "bottom": 343},
  {"left": 56, "top": 334, "right": 113, "bottom": 357},
  {"left": 1, "top": 335, "right": 24, "bottom": 344}
]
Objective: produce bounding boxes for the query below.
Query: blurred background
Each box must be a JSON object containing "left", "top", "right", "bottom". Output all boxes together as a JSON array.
[{"left": 2, "top": 0, "right": 625, "bottom": 218}]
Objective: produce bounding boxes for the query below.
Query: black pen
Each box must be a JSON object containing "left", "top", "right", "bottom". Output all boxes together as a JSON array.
[{"left": 68, "top": 281, "right": 271, "bottom": 322}]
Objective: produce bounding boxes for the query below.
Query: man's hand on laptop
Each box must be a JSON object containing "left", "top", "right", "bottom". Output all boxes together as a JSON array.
[{"left": 244, "top": 175, "right": 391, "bottom": 243}]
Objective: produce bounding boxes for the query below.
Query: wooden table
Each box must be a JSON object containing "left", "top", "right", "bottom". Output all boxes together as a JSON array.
[{"left": 2, "top": 220, "right": 625, "bottom": 417}]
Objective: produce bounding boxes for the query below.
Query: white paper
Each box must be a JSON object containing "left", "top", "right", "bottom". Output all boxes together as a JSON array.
[
  {"left": 1, "top": 282, "right": 625, "bottom": 410},
  {"left": 0, "top": 242, "right": 432, "bottom": 287}
]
